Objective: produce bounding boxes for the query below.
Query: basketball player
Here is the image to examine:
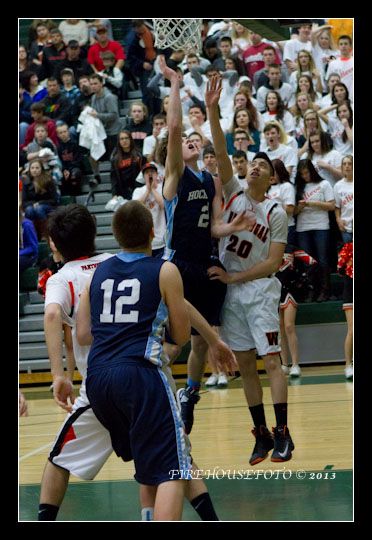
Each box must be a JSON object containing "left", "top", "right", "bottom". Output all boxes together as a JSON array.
[
  {"left": 157, "top": 55, "right": 253, "bottom": 435},
  {"left": 205, "top": 75, "right": 295, "bottom": 464},
  {"left": 39, "top": 203, "right": 232, "bottom": 521},
  {"left": 78, "top": 201, "right": 235, "bottom": 521}
]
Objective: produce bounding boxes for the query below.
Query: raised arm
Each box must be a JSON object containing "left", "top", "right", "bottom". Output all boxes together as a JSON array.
[
  {"left": 205, "top": 75, "right": 233, "bottom": 185},
  {"left": 158, "top": 55, "right": 185, "bottom": 200}
]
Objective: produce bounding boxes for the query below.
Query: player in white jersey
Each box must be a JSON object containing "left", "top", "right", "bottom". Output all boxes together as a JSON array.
[
  {"left": 38, "top": 203, "right": 233, "bottom": 522},
  {"left": 205, "top": 75, "right": 295, "bottom": 465},
  {"left": 38, "top": 205, "right": 114, "bottom": 521}
]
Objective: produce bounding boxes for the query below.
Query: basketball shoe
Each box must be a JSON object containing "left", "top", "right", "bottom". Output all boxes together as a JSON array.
[
  {"left": 270, "top": 425, "right": 295, "bottom": 462},
  {"left": 249, "top": 425, "right": 274, "bottom": 465},
  {"left": 176, "top": 386, "right": 200, "bottom": 434}
]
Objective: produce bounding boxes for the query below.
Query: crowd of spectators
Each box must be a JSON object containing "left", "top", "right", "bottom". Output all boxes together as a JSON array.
[{"left": 19, "top": 18, "right": 353, "bottom": 309}]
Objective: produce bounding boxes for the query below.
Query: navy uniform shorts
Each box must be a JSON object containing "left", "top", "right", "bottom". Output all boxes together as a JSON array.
[
  {"left": 171, "top": 257, "right": 227, "bottom": 335},
  {"left": 86, "top": 359, "right": 192, "bottom": 486}
]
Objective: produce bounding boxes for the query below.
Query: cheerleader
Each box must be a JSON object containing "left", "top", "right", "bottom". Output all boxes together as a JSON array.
[
  {"left": 338, "top": 242, "right": 353, "bottom": 380},
  {"left": 276, "top": 244, "right": 318, "bottom": 377}
]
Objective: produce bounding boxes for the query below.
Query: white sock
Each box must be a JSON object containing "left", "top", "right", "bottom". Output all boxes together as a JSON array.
[{"left": 141, "top": 507, "right": 154, "bottom": 521}]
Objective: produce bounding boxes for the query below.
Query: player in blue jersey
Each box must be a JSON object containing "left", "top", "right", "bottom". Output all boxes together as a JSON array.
[
  {"left": 77, "top": 200, "right": 236, "bottom": 521},
  {"left": 157, "top": 55, "right": 254, "bottom": 435}
]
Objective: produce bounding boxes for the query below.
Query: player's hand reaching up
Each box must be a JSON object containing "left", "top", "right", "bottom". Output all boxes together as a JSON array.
[
  {"left": 158, "top": 54, "right": 178, "bottom": 83},
  {"left": 205, "top": 74, "right": 222, "bottom": 109}
]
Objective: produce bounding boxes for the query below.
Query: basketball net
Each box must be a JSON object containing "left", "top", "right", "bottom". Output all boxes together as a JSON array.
[{"left": 152, "top": 19, "right": 203, "bottom": 53}]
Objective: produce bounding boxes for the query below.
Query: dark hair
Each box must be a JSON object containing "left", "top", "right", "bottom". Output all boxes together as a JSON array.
[
  {"left": 19, "top": 70, "right": 38, "bottom": 92},
  {"left": 233, "top": 128, "right": 249, "bottom": 140},
  {"left": 132, "top": 19, "right": 145, "bottom": 28},
  {"left": 112, "top": 200, "right": 153, "bottom": 249},
  {"left": 113, "top": 130, "right": 139, "bottom": 166},
  {"left": 296, "top": 74, "right": 318, "bottom": 102},
  {"left": 295, "top": 159, "right": 324, "bottom": 203},
  {"left": 203, "top": 145, "right": 215, "bottom": 157},
  {"left": 271, "top": 159, "right": 290, "bottom": 183},
  {"left": 338, "top": 34, "right": 352, "bottom": 44},
  {"left": 337, "top": 100, "right": 353, "bottom": 143},
  {"left": 331, "top": 82, "right": 350, "bottom": 105},
  {"left": 308, "top": 129, "right": 333, "bottom": 158},
  {"left": 89, "top": 73, "right": 103, "bottom": 83},
  {"left": 47, "top": 77, "right": 59, "bottom": 85},
  {"left": 47, "top": 204, "right": 96, "bottom": 261},
  {"left": 252, "top": 152, "right": 274, "bottom": 176},
  {"left": 225, "top": 54, "right": 245, "bottom": 76},
  {"left": 189, "top": 103, "right": 206, "bottom": 118},
  {"left": 232, "top": 150, "right": 248, "bottom": 161},
  {"left": 30, "top": 101, "right": 46, "bottom": 114},
  {"left": 265, "top": 90, "right": 285, "bottom": 120},
  {"left": 233, "top": 90, "right": 259, "bottom": 130}
]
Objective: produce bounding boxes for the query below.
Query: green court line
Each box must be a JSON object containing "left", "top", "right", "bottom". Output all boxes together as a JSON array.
[{"left": 19, "top": 469, "right": 353, "bottom": 522}]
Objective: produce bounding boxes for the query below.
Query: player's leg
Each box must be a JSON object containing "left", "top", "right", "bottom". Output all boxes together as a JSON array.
[
  {"left": 261, "top": 352, "right": 294, "bottom": 462},
  {"left": 344, "top": 307, "right": 353, "bottom": 379},
  {"left": 38, "top": 461, "right": 70, "bottom": 520},
  {"left": 279, "top": 308, "right": 290, "bottom": 371},
  {"left": 234, "top": 349, "right": 274, "bottom": 465},
  {"left": 38, "top": 393, "right": 113, "bottom": 521},
  {"left": 154, "top": 479, "right": 186, "bottom": 521},
  {"left": 184, "top": 461, "right": 219, "bottom": 521},
  {"left": 283, "top": 302, "right": 300, "bottom": 376},
  {"left": 139, "top": 484, "right": 157, "bottom": 521},
  {"left": 176, "top": 334, "right": 208, "bottom": 434}
]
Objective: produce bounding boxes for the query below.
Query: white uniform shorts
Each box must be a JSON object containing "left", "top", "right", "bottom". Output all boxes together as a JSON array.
[
  {"left": 48, "top": 385, "right": 113, "bottom": 481},
  {"left": 48, "top": 362, "right": 180, "bottom": 481},
  {"left": 218, "top": 276, "right": 282, "bottom": 356}
]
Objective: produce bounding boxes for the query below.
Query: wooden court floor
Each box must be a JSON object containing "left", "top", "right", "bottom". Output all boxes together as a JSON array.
[{"left": 19, "top": 365, "right": 353, "bottom": 522}]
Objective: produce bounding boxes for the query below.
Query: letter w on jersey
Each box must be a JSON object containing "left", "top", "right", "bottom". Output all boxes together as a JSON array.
[{"left": 266, "top": 331, "right": 279, "bottom": 346}]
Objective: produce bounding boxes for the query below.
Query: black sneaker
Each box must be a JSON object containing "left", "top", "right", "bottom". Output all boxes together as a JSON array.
[
  {"left": 89, "top": 174, "right": 101, "bottom": 189},
  {"left": 176, "top": 386, "right": 200, "bottom": 434},
  {"left": 249, "top": 425, "right": 274, "bottom": 465},
  {"left": 270, "top": 425, "right": 294, "bottom": 462}
]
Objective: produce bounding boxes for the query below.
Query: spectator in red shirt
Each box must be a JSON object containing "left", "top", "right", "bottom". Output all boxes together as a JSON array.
[
  {"left": 242, "top": 31, "right": 281, "bottom": 82},
  {"left": 87, "top": 24, "right": 125, "bottom": 73},
  {"left": 20, "top": 101, "right": 58, "bottom": 150}
]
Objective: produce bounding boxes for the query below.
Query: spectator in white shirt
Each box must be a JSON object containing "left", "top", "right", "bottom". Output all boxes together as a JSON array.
[
  {"left": 283, "top": 23, "right": 313, "bottom": 74},
  {"left": 318, "top": 100, "right": 353, "bottom": 157},
  {"left": 334, "top": 155, "right": 353, "bottom": 244},
  {"left": 260, "top": 90, "right": 295, "bottom": 136},
  {"left": 302, "top": 129, "right": 343, "bottom": 187},
  {"left": 326, "top": 35, "right": 353, "bottom": 100},
  {"left": 262, "top": 121, "right": 298, "bottom": 182},
  {"left": 256, "top": 64, "right": 293, "bottom": 112}
]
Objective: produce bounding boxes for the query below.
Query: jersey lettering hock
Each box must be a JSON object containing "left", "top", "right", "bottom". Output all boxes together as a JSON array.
[{"left": 163, "top": 166, "right": 215, "bottom": 264}]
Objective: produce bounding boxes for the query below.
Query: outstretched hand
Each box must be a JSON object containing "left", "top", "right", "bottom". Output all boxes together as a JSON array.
[
  {"left": 205, "top": 74, "right": 222, "bottom": 109},
  {"left": 208, "top": 337, "right": 238, "bottom": 376},
  {"left": 53, "top": 375, "right": 75, "bottom": 413},
  {"left": 230, "top": 209, "right": 256, "bottom": 232},
  {"left": 158, "top": 54, "right": 178, "bottom": 82}
]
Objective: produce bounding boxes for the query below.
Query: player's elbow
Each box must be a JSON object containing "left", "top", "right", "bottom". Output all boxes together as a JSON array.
[
  {"left": 76, "top": 324, "right": 93, "bottom": 347},
  {"left": 168, "top": 320, "right": 191, "bottom": 347}
]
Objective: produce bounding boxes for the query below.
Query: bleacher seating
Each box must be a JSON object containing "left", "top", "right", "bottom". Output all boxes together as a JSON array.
[{"left": 19, "top": 19, "right": 349, "bottom": 383}]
